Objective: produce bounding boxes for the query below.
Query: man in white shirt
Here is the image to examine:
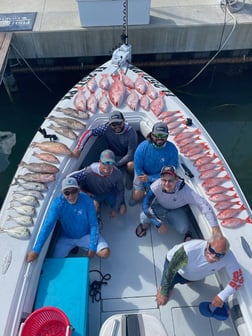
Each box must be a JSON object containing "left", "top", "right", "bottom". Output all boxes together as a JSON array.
[{"left": 156, "top": 234, "right": 243, "bottom": 310}]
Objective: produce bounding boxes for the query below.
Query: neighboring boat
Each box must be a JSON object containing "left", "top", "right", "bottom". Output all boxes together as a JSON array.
[{"left": 0, "top": 16, "right": 252, "bottom": 336}]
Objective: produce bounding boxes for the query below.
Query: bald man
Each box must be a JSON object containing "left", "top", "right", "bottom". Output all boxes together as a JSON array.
[{"left": 156, "top": 234, "right": 243, "bottom": 309}]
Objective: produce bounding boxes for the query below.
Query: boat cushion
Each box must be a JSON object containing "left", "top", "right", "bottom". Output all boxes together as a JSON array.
[{"left": 34, "top": 257, "right": 89, "bottom": 336}]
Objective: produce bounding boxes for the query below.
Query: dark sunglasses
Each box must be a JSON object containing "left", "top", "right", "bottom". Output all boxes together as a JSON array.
[
  {"left": 101, "top": 161, "right": 114, "bottom": 166},
  {"left": 111, "top": 122, "right": 123, "bottom": 127},
  {"left": 153, "top": 133, "right": 168, "bottom": 139},
  {"left": 64, "top": 189, "right": 79, "bottom": 196},
  {"left": 161, "top": 178, "right": 176, "bottom": 183},
  {"left": 208, "top": 244, "right": 226, "bottom": 258}
]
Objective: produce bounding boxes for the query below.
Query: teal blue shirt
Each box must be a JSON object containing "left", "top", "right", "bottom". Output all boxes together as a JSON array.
[{"left": 33, "top": 192, "right": 99, "bottom": 253}]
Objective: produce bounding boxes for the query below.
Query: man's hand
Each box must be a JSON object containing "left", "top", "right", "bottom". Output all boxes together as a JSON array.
[
  {"left": 212, "top": 226, "right": 222, "bottom": 236},
  {"left": 87, "top": 250, "right": 96, "bottom": 258},
  {"left": 156, "top": 288, "right": 170, "bottom": 306},
  {"left": 138, "top": 174, "right": 148, "bottom": 182},
  {"left": 71, "top": 149, "right": 81, "bottom": 158},
  {"left": 211, "top": 295, "right": 224, "bottom": 308},
  {"left": 26, "top": 251, "right": 38, "bottom": 263},
  {"left": 158, "top": 223, "right": 168, "bottom": 234}
]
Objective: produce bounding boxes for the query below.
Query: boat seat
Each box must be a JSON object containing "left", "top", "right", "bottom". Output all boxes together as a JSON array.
[
  {"left": 34, "top": 257, "right": 89, "bottom": 336},
  {"left": 99, "top": 313, "right": 168, "bottom": 336}
]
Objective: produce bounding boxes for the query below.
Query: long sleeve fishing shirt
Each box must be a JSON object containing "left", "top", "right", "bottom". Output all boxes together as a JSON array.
[
  {"left": 33, "top": 192, "right": 99, "bottom": 254},
  {"left": 161, "top": 239, "right": 243, "bottom": 302},
  {"left": 70, "top": 162, "right": 125, "bottom": 212},
  {"left": 134, "top": 140, "right": 178, "bottom": 183},
  {"left": 74, "top": 122, "right": 138, "bottom": 167},
  {"left": 143, "top": 178, "right": 219, "bottom": 228}
]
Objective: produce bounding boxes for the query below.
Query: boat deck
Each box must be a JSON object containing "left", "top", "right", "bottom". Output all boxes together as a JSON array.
[{"left": 88, "top": 189, "right": 238, "bottom": 336}]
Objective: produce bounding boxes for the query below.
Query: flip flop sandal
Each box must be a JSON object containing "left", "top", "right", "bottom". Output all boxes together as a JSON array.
[{"left": 135, "top": 223, "right": 147, "bottom": 238}]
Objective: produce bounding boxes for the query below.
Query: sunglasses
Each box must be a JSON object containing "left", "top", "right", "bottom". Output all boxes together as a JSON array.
[
  {"left": 101, "top": 161, "right": 114, "bottom": 165},
  {"left": 161, "top": 178, "right": 176, "bottom": 183},
  {"left": 153, "top": 133, "right": 168, "bottom": 139},
  {"left": 63, "top": 189, "right": 79, "bottom": 196},
  {"left": 208, "top": 244, "right": 226, "bottom": 258},
  {"left": 111, "top": 122, "right": 123, "bottom": 127}
]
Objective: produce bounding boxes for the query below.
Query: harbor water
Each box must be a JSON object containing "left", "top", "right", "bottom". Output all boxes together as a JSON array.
[{"left": 0, "top": 61, "right": 252, "bottom": 207}]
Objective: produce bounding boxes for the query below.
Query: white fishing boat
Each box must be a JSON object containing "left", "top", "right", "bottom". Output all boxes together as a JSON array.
[{"left": 0, "top": 4, "right": 252, "bottom": 336}]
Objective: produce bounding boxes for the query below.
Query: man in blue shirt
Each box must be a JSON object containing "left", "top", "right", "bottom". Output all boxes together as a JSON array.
[
  {"left": 129, "top": 122, "right": 178, "bottom": 206},
  {"left": 26, "top": 177, "right": 110, "bottom": 262}
]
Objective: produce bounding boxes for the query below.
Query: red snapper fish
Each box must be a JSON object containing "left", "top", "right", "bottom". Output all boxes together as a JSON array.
[
  {"left": 146, "top": 81, "right": 158, "bottom": 100},
  {"left": 221, "top": 216, "right": 252, "bottom": 228},
  {"left": 163, "top": 115, "right": 183, "bottom": 124},
  {"left": 158, "top": 110, "right": 181, "bottom": 120},
  {"left": 139, "top": 94, "right": 150, "bottom": 111},
  {"left": 98, "top": 90, "right": 111, "bottom": 113},
  {"left": 176, "top": 135, "right": 201, "bottom": 148},
  {"left": 214, "top": 200, "right": 242, "bottom": 211},
  {"left": 180, "top": 142, "right": 208, "bottom": 154},
  {"left": 217, "top": 205, "right": 246, "bottom": 220},
  {"left": 120, "top": 70, "right": 135, "bottom": 89},
  {"left": 198, "top": 161, "right": 223, "bottom": 172},
  {"left": 206, "top": 185, "right": 235, "bottom": 196},
  {"left": 127, "top": 90, "right": 139, "bottom": 111},
  {"left": 202, "top": 175, "right": 230, "bottom": 189},
  {"left": 183, "top": 144, "right": 208, "bottom": 158},
  {"left": 87, "top": 92, "right": 98, "bottom": 113},
  {"left": 193, "top": 153, "right": 218, "bottom": 166},
  {"left": 99, "top": 74, "right": 110, "bottom": 90},
  {"left": 169, "top": 126, "right": 186, "bottom": 136},
  {"left": 199, "top": 167, "right": 224, "bottom": 180},
  {"left": 174, "top": 129, "right": 201, "bottom": 142},
  {"left": 135, "top": 73, "right": 147, "bottom": 95},
  {"left": 209, "top": 192, "right": 238, "bottom": 203},
  {"left": 150, "top": 91, "right": 166, "bottom": 116},
  {"left": 73, "top": 86, "right": 86, "bottom": 112},
  {"left": 109, "top": 74, "right": 126, "bottom": 107},
  {"left": 87, "top": 76, "right": 97, "bottom": 93},
  {"left": 165, "top": 120, "right": 185, "bottom": 130}
]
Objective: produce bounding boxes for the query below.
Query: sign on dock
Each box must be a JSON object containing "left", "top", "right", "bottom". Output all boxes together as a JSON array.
[{"left": 0, "top": 12, "right": 36, "bottom": 32}]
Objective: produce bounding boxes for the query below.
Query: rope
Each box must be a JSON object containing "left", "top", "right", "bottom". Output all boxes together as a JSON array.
[{"left": 89, "top": 270, "right": 111, "bottom": 303}]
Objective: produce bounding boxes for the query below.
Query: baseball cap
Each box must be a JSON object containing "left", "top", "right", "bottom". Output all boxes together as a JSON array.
[
  {"left": 152, "top": 122, "right": 169, "bottom": 135},
  {"left": 109, "top": 111, "right": 125, "bottom": 124},
  {"left": 62, "top": 177, "right": 79, "bottom": 191},
  {"left": 100, "top": 149, "right": 115, "bottom": 164},
  {"left": 160, "top": 166, "right": 177, "bottom": 177}
]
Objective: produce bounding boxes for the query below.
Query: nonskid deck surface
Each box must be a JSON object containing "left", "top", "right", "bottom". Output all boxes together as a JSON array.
[{"left": 88, "top": 190, "right": 237, "bottom": 336}]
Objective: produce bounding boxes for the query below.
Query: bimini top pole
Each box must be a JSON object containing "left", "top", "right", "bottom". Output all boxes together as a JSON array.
[{"left": 121, "top": 0, "right": 128, "bottom": 45}]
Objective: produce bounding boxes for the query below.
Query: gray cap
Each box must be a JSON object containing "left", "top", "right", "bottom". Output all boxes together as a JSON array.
[
  {"left": 100, "top": 149, "right": 115, "bottom": 164},
  {"left": 62, "top": 176, "right": 79, "bottom": 191},
  {"left": 152, "top": 122, "right": 169, "bottom": 135},
  {"left": 109, "top": 111, "right": 125, "bottom": 124}
]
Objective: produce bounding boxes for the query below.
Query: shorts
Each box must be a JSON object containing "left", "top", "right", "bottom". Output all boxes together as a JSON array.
[
  {"left": 132, "top": 174, "right": 150, "bottom": 191},
  {"left": 52, "top": 234, "right": 109, "bottom": 258}
]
